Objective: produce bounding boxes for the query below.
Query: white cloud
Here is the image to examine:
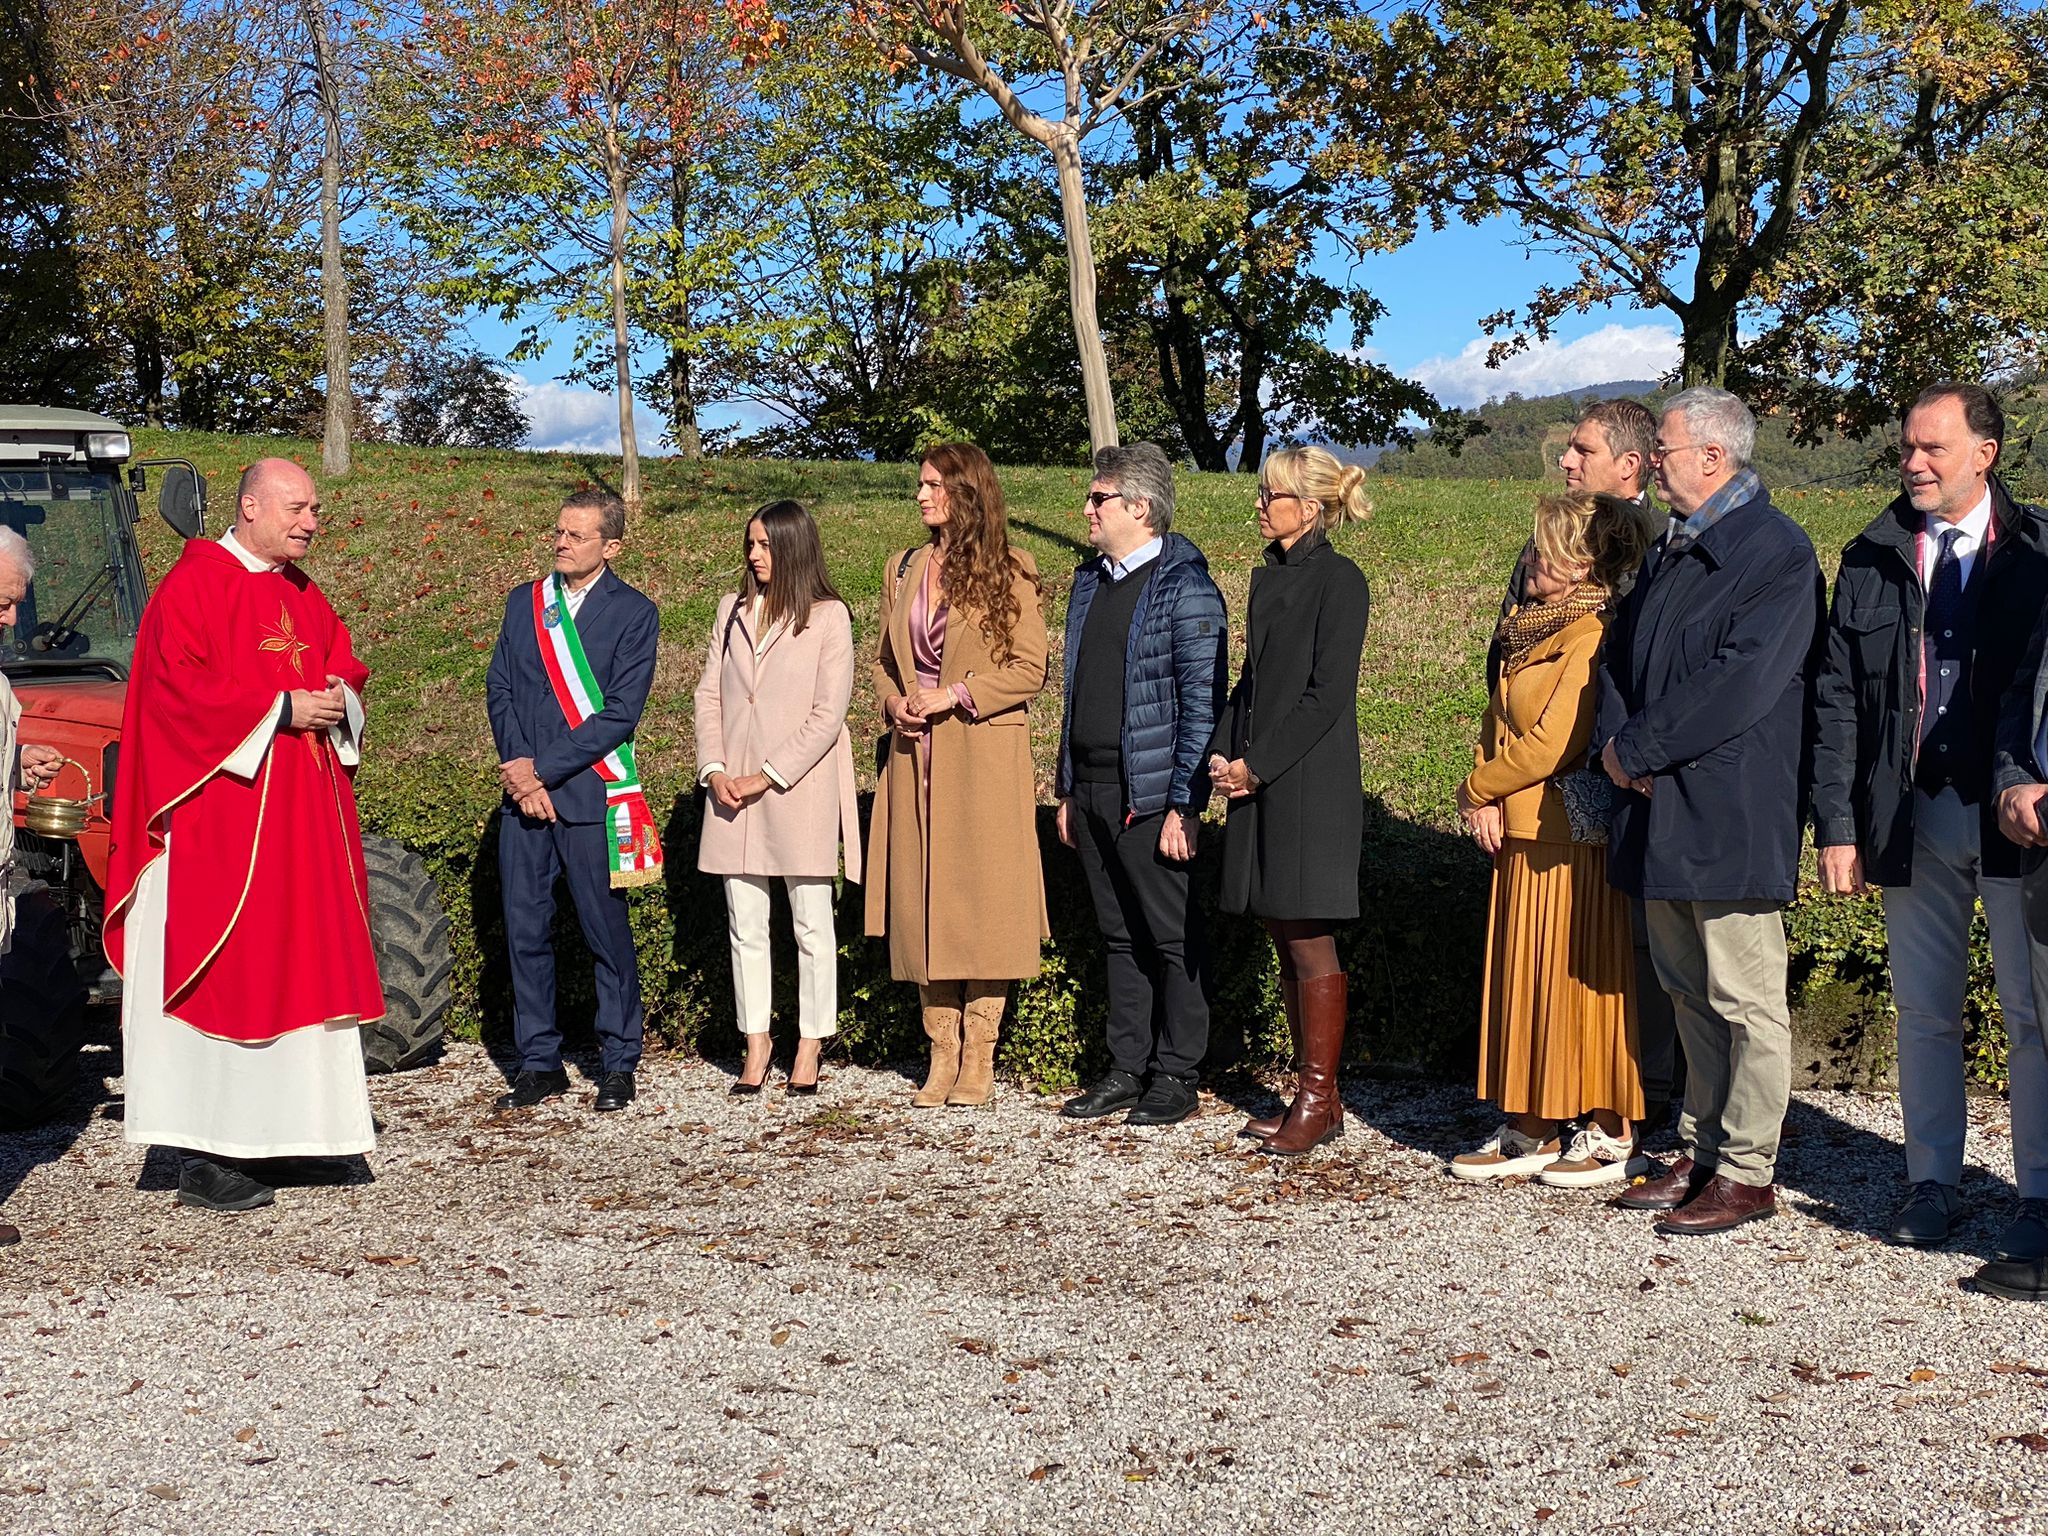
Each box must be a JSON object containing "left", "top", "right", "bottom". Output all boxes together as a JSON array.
[
  {"left": 1407, "top": 323, "right": 1680, "bottom": 409},
  {"left": 512, "top": 377, "right": 672, "bottom": 456}
]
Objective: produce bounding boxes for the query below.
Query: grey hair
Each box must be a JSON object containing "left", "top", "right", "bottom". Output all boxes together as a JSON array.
[
  {"left": 0, "top": 527, "right": 36, "bottom": 583},
  {"left": 1092, "top": 442, "right": 1176, "bottom": 535},
  {"left": 1662, "top": 386, "right": 1757, "bottom": 470}
]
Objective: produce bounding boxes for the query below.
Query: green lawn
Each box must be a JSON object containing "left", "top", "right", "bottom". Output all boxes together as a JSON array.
[{"left": 133, "top": 432, "right": 1886, "bottom": 831}]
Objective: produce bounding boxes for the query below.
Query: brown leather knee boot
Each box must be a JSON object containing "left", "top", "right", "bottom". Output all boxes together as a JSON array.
[
  {"left": 914, "top": 984, "right": 963, "bottom": 1108},
  {"left": 947, "top": 984, "right": 1005, "bottom": 1106},
  {"left": 1261, "top": 972, "right": 1347, "bottom": 1156},
  {"left": 1241, "top": 977, "right": 1303, "bottom": 1140}
]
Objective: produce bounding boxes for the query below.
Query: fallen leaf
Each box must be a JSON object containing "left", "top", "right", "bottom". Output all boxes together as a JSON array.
[
  {"left": 365, "top": 1255, "right": 421, "bottom": 1268},
  {"left": 538, "top": 1454, "right": 565, "bottom": 1468},
  {"left": 955, "top": 1337, "right": 990, "bottom": 1355},
  {"left": 1611, "top": 1362, "right": 1633, "bottom": 1378},
  {"left": 233, "top": 1427, "right": 257, "bottom": 1444},
  {"left": 1448, "top": 1352, "right": 1490, "bottom": 1366},
  {"left": 1535, "top": 1509, "right": 1555, "bottom": 1521},
  {"left": 1026, "top": 1463, "right": 1064, "bottom": 1481},
  {"left": 1909, "top": 1368, "right": 1938, "bottom": 1383},
  {"left": 1614, "top": 1477, "right": 1644, "bottom": 1489},
  {"left": 1995, "top": 1432, "right": 2048, "bottom": 1453},
  {"left": 146, "top": 1485, "right": 179, "bottom": 1501},
  {"left": 769, "top": 1330, "right": 789, "bottom": 1347},
  {"left": 1993, "top": 1361, "right": 2048, "bottom": 1378}
]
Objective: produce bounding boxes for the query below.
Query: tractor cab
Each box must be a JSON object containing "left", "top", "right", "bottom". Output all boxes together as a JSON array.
[{"left": 0, "top": 406, "right": 203, "bottom": 684}]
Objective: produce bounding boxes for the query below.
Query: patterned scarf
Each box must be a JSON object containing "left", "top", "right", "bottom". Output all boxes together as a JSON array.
[
  {"left": 1664, "top": 465, "right": 1764, "bottom": 557},
  {"left": 1493, "top": 586, "right": 1607, "bottom": 677}
]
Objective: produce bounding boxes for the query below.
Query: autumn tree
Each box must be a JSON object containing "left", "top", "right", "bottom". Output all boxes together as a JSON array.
[
  {"left": 384, "top": 0, "right": 778, "bottom": 504},
  {"left": 1311, "top": 0, "right": 2048, "bottom": 431},
  {"left": 859, "top": 0, "right": 1253, "bottom": 453},
  {"left": 1100, "top": 19, "right": 1446, "bottom": 471}
]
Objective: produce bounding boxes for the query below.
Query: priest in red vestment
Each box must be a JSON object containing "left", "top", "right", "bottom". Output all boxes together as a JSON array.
[{"left": 105, "top": 457, "right": 383, "bottom": 1212}]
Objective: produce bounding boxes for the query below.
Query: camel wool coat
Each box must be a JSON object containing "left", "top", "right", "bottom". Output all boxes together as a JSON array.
[
  {"left": 1463, "top": 608, "right": 1609, "bottom": 845},
  {"left": 864, "top": 545, "right": 1049, "bottom": 983},
  {"left": 694, "top": 594, "right": 862, "bottom": 882}
]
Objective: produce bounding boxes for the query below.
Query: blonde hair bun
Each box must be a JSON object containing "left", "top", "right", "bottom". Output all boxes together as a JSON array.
[{"left": 1261, "top": 445, "right": 1373, "bottom": 530}]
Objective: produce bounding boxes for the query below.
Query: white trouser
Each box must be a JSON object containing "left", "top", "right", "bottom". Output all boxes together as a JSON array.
[
  {"left": 723, "top": 875, "right": 839, "bottom": 1039},
  {"left": 1882, "top": 788, "right": 2048, "bottom": 1194}
]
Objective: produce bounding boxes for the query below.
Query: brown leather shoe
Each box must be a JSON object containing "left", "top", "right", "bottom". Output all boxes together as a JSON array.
[
  {"left": 1241, "top": 977, "right": 1303, "bottom": 1140},
  {"left": 1654, "top": 1175, "right": 1775, "bottom": 1235},
  {"left": 1610, "top": 1155, "right": 1711, "bottom": 1211}
]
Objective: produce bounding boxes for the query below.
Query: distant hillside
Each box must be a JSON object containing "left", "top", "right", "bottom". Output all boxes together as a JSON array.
[{"left": 1380, "top": 383, "right": 1889, "bottom": 489}]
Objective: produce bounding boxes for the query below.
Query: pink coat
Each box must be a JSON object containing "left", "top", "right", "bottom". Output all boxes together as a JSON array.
[{"left": 693, "top": 594, "right": 862, "bottom": 882}]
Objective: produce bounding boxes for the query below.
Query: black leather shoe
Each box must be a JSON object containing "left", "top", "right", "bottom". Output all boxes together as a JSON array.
[
  {"left": 1061, "top": 1069, "right": 1143, "bottom": 1120},
  {"left": 1972, "top": 1254, "right": 2048, "bottom": 1302},
  {"left": 495, "top": 1069, "right": 569, "bottom": 1109},
  {"left": 177, "top": 1154, "right": 276, "bottom": 1213},
  {"left": 1125, "top": 1076, "right": 1199, "bottom": 1126},
  {"left": 593, "top": 1071, "right": 636, "bottom": 1112},
  {"left": 1993, "top": 1198, "right": 2048, "bottom": 1262},
  {"left": 1886, "top": 1180, "right": 1961, "bottom": 1247}
]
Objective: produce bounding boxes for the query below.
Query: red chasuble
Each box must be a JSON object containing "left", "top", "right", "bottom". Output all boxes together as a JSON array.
[{"left": 104, "top": 540, "right": 384, "bottom": 1042}]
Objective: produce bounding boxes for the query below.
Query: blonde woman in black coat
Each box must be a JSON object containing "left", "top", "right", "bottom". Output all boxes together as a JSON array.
[{"left": 1209, "top": 445, "right": 1372, "bottom": 1156}]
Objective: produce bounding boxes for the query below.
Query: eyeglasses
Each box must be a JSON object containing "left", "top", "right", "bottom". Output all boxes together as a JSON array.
[
  {"left": 1256, "top": 489, "right": 1301, "bottom": 509},
  {"left": 1650, "top": 442, "right": 1703, "bottom": 463},
  {"left": 1084, "top": 490, "right": 1124, "bottom": 509},
  {"left": 553, "top": 528, "right": 602, "bottom": 544}
]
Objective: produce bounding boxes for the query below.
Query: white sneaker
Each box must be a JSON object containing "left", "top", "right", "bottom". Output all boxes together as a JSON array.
[
  {"left": 1450, "top": 1123, "right": 1560, "bottom": 1181},
  {"left": 1538, "top": 1124, "right": 1649, "bottom": 1187}
]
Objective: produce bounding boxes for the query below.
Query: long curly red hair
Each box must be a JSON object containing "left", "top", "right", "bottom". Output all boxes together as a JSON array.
[{"left": 921, "top": 442, "right": 1042, "bottom": 661}]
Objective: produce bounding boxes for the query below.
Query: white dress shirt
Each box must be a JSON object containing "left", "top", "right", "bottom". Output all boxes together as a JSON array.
[{"left": 1918, "top": 487, "right": 1993, "bottom": 590}]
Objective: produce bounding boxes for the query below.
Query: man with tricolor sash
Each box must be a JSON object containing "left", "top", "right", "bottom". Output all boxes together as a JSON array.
[{"left": 487, "top": 489, "right": 662, "bottom": 1112}]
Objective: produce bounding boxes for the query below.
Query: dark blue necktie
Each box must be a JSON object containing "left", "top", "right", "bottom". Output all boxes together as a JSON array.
[{"left": 1920, "top": 527, "right": 1964, "bottom": 754}]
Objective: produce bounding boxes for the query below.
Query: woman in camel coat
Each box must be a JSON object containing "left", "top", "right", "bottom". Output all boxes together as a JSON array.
[
  {"left": 866, "top": 441, "right": 1049, "bottom": 1108},
  {"left": 1452, "top": 490, "right": 1656, "bottom": 1187},
  {"left": 696, "top": 501, "right": 861, "bottom": 1094}
]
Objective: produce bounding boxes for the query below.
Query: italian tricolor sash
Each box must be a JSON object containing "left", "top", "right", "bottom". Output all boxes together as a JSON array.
[{"left": 532, "top": 574, "right": 664, "bottom": 888}]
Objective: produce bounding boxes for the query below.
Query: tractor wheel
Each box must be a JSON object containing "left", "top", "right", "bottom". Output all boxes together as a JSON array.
[
  {"left": 0, "top": 888, "right": 89, "bottom": 1128},
  {"left": 360, "top": 835, "right": 452, "bottom": 1074}
]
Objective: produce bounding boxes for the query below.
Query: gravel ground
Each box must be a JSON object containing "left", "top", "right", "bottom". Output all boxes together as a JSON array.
[{"left": 1, "top": 1037, "right": 2045, "bottom": 1536}]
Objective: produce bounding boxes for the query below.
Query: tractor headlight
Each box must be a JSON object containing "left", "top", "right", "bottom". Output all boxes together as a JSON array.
[{"left": 85, "top": 431, "right": 131, "bottom": 462}]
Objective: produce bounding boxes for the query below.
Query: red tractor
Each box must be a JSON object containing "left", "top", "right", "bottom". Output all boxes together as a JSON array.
[{"left": 0, "top": 407, "right": 451, "bottom": 1125}]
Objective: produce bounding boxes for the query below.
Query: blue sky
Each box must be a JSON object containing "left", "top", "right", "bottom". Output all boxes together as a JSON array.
[{"left": 479, "top": 212, "right": 1684, "bottom": 455}]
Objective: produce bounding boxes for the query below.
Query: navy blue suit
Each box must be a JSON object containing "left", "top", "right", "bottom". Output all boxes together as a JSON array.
[{"left": 486, "top": 566, "right": 661, "bottom": 1074}]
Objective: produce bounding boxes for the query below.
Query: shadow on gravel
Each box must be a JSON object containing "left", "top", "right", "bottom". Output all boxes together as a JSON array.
[
  {"left": 1776, "top": 1094, "right": 2012, "bottom": 1261},
  {"left": 0, "top": 1005, "right": 120, "bottom": 1213}
]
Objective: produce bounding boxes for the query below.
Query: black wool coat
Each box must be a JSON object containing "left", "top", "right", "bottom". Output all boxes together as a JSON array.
[
  {"left": 1210, "top": 528, "right": 1370, "bottom": 920},
  {"left": 1810, "top": 478, "right": 2048, "bottom": 885},
  {"left": 1595, "top": 488, "right": 1825, "bottom": 903}
]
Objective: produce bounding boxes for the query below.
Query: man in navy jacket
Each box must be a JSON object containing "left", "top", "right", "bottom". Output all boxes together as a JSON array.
[
  {"left": 1812, "top": 384, "right": 2048, "bottom": 1254},
  {"left": 1597, "top": 388, "right": 1825, "bottom": 1235},
  {"left": 486, "top": 489, "right": 661, "bottom": 1113},
  {"left": 1055, "top": 443, "right": 1227, "bottom": 1127}
]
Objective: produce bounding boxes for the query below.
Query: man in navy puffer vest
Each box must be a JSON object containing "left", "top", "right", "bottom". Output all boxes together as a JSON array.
[{"left": 1056, "top": 443, "right": 1228, "bottom": 1127}]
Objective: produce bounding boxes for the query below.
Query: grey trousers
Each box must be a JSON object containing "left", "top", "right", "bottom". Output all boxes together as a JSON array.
[
  {"left": 1884, "top": 788, "right": 2046, "bottom": 1193},
  {"left": 1644, "top": 898, "right": 1792, "bottom": 1188}
]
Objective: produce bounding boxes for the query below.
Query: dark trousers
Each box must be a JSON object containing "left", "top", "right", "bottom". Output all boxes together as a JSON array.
[
  {"left": 499, "top": 811, "right": 643, "bottom": 1074},
  {"left": 1069, "top": 776, "right": 1209, "bottom": 1082},
  {"left": 1632, "top": 896, "right": 1685, "bottom": 1112}
]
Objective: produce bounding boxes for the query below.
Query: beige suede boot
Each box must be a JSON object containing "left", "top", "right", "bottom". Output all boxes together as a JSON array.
[
  {"left": 947, "top": 985, "right": 1005, "bottom": 1106},
  {"left": 914, "top": 984, "right": 963, "bottom": 1109}
]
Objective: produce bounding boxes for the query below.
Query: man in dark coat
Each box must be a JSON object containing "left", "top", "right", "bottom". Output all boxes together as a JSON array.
[
  {"left": 1813, "top": 383, "right": 2048, "bottom": 1254},
  {"left": 1056, "top": 443, "right": 1227, "bottom": 1127},
  {"left": 486, "top": 489, "right": 662, "bottom": 1114},
  {"left": 1985, "top": 575, "right": 2048, "bottom": 1299},
  {"left": 1597, "top": 387, "right": 1825, "bottom": 1234}
]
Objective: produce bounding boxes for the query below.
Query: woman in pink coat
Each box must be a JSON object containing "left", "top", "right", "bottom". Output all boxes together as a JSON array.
[{"left": 694, "top": 502, "right": 861, "bottom": 1094}]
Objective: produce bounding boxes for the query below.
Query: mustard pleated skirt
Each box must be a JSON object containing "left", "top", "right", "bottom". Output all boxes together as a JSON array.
[{"left": 1477, "top": 837, "right": 1644, "bottom": 1121}]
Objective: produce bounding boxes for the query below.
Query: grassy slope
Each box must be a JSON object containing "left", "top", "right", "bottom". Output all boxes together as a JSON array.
[{"left": 133, "top": 431, "right": 1886, "bottom": 832}]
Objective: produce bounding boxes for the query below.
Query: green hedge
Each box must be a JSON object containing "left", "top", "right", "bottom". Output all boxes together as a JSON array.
[{"left": 358, "top": 754, "right": 2012, "bottom": 1089}]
